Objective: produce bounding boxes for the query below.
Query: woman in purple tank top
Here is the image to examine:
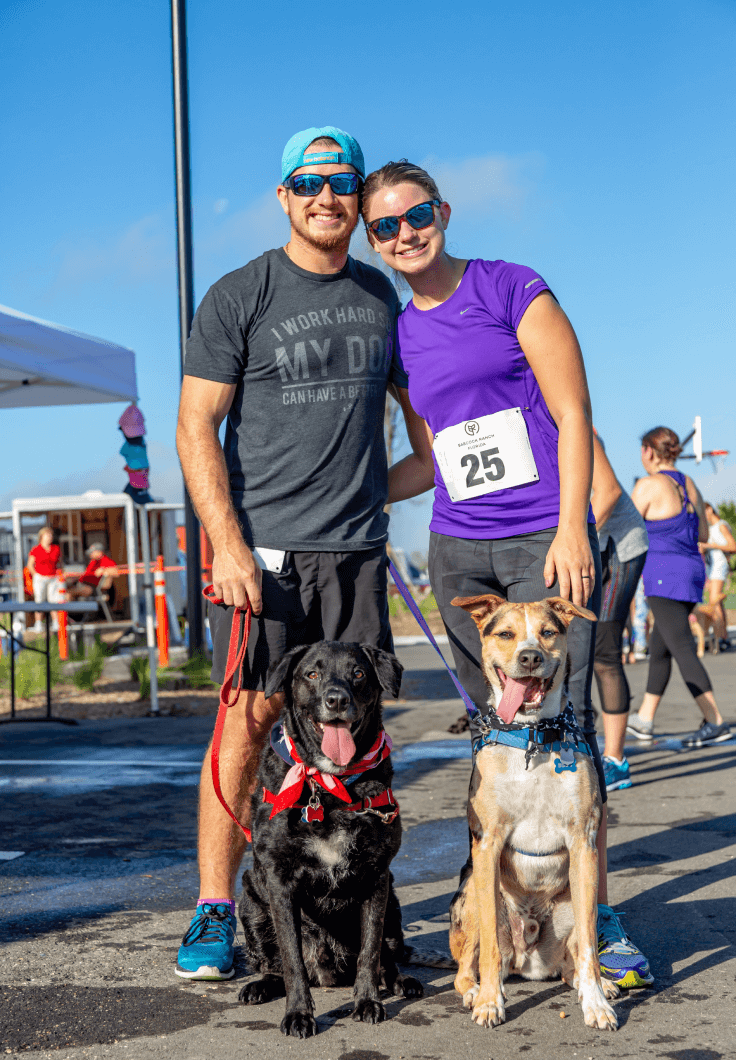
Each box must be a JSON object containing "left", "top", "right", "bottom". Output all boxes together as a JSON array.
[
  {"left": 627, "top": 427, "right": 729, "bottom": 746},
  {"left": 362, "top": 159, "right": 653, "bottom": 990}
]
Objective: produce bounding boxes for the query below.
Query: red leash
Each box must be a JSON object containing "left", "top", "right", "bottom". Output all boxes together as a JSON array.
[{"left": 202, "top": 585, "right": 253, "bottom": 843}]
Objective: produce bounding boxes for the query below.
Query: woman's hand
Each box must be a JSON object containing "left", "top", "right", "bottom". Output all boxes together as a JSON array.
[{"left": 544, "top": 527, "right": 596, "bottom": 606}]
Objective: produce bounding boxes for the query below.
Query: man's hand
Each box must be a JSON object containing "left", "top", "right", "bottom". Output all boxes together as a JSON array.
[
  {"left": 544, "top": 528, "right": 596, "bottom": 607},
  {"left": 211, "top": 537, "right": 263, "bottom": 613}
]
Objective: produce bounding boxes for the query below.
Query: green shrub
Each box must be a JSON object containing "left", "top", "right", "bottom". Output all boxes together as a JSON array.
[
  {"left": 0, "top": 634, "right": 64, "bottom": 699},
  {"left": 388, "top": 590, "right": 437, "bottom": 619},
  {"left": 129, "top": 655, "right": 183, "bottom": 699},
  {"left": 73, "top": 640, "right": 107, "bottom": 692},
  {"left": 178, "top": 651, "right": 215, "bottom": 689}
]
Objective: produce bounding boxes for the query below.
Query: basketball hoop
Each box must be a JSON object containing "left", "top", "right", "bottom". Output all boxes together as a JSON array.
[
  {"left": 707, "top": 449, "right": 729, "bottom": 474},
  {"left": 679, "top": 418, "right": 728, "bottom": 471}
]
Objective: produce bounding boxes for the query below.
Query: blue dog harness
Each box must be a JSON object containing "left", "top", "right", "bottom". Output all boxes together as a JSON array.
[{"left": 472, "top": 704, "right": 594, "bottom": 773}]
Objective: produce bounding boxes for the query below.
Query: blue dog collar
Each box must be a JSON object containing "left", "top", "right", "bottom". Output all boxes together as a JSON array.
[{"left": 471, "top": 704, "right": 592, "bottom": 772}]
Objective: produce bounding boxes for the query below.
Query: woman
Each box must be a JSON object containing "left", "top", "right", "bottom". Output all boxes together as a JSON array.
[
  {"left": 701, "top": 501, "right": 736, "bottom": 650},
  {"left": 627, "top": 428, "right": 730, "bottom": 746},
  {"left": 27, "top": 525, "right": 62, "bottom": 632},
  {"left": 591, "top": 433, "right": 648, "bottom": 790},
  {"left": 365, "top": 160, "right": 652, "bottom": 989}
]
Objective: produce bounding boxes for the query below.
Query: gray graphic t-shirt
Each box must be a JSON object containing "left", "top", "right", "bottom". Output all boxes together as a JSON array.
[{"left": 185, "top": 248, "right": 407, "bottom": 551}]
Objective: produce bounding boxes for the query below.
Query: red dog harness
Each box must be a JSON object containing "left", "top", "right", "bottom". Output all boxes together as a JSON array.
[
  {"left": 263, "top": 727, "right": 399, "bottom": 824},
  {"left": 203, "top": 586, "right": 399, "bottom": 841}
]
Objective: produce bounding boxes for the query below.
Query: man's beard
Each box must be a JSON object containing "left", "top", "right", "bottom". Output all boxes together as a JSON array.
[{"left": 288, "top": 209, "right": 358, "bottom": 253}]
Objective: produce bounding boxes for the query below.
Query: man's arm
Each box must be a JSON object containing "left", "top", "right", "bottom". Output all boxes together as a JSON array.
[
  {"left": 387, "top": 386, "right": 436, "bottom": 503},
  {"left": 176, "top": 375, "right": 263, "bottom": 612}
]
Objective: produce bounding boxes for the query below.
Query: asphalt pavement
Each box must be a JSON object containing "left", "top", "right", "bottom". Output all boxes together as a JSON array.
[{"left": 1, "top": 643, "right": 735, "bottom": 1060}]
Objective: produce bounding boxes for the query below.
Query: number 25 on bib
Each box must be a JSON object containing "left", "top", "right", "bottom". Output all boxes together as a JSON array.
[{"left": 432, "top": 408, "right": 539, "bottom": 503}]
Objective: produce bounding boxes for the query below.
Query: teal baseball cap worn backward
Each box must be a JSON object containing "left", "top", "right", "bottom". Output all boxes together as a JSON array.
[{"left": 281, "top": 126, "right": 365, "bottom": 183}]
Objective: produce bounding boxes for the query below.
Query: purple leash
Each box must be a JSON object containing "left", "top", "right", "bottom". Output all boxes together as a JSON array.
[{"left": 388, "top": 560, "right": 478, "bottom": 719}]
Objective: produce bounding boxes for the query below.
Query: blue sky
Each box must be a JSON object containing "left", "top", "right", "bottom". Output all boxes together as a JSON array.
[{"left": 2, "top": 0, "right": 735, "bottom": 556}]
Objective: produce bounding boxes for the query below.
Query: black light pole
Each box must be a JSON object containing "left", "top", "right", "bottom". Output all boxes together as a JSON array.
[{"left": 170, "top": 0, "right": 203, "bottom": 654}]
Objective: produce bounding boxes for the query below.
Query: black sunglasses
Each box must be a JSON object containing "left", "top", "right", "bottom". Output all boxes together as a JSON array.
[
  {"left": 283, "top": 172, "right": 361, "bottom": 197},
  {"left": 366, "top": 199, "right": 442, "bottom": 243}
]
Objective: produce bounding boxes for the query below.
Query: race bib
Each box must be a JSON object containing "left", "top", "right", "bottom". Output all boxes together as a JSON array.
[{"left": 433, "top": 408, "right": 539, "bottom": 503}]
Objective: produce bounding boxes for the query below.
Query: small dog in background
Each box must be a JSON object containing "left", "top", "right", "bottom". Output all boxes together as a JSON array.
[
  {"left": 238, "top": 641, "right": 422, "bottom": 1039},
  {"left": 448, "top": 594, "right": 619, "bottom": 1032}
]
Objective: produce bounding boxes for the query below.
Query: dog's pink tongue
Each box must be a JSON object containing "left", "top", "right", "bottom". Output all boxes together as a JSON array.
[
  {"left": 496, "top": 676, "right": 531, "bottom": 724},
  {"left": 321, "top": 722, "right": 356, "bottom": 767}
]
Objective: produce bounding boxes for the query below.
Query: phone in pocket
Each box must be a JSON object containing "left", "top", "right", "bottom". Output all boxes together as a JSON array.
[{"left": 252, "top": 547, "right": 287, "bottom": 574}]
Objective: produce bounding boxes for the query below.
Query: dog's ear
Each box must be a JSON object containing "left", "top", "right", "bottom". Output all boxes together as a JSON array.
[
  {"left": 359, "top": 645, "right": 403, "bottom": 699},
  {"left": 451, "top": 593, "right": 506, "bottom": 630},
  {"left": 546, "top": 597, "right": 597, "bottom": 626},
  {"left": 264, "top": 644, "right": 312, "bottom": 699}
]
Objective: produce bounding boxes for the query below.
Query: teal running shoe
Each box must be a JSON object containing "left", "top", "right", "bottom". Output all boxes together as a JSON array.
[
  {"left": 175, "top": 902, "right": 237, "bottom": 980},
  {"left": 602, "top": 756, "right": 632, "bottom": 791},
  {"left": 598, "top": 904, "right": 653, "bottom": 989}
]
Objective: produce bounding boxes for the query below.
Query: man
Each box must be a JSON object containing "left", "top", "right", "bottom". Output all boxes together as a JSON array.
[
  {"left": 175, "top": 126, "right": 432, "bottom": 980},
  {"left": 68, "top": 543, "right": 118, "bottom": 601}
]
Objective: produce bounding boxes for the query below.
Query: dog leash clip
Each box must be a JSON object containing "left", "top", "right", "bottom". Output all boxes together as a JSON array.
[{"left": 554, "top": 743, "right": 577, "bottom": 773}]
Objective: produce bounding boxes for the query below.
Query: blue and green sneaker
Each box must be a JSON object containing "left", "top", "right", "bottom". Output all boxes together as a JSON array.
[
  {"left": 175, "top": 902, "right": 237, "bottom": 980},
  {"left": 602, "top": 756, "right": 632, "bottom": 791},
  {"left": 598, "top": 904, "right": 653, "bottom": 988}
]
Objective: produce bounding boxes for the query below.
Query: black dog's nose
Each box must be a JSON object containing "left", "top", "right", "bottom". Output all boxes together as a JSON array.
[
  {"left": 324, "top": 688, "right": 351, "bottom": 713},
  {"left": 518, "top": 649, "right": 543, "bottom": 670}
]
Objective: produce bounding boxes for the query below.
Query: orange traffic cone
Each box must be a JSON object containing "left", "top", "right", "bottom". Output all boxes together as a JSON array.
[
  {"left": 57, "top": 574, "right": 68, "bottom": 660},
  {"left": 154, "top": 554, "right": 169, "bottom": 668}
]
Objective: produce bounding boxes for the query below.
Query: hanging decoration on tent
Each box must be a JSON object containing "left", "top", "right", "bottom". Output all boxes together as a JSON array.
[{"left": 118, "top": 403, "right": 153, "bottom": 504}]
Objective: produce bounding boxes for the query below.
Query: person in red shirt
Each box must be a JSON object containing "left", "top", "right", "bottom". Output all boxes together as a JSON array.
[
  {"left": 27, "top": 527, "right": 62, "bottom": 631},
  {"left": 68, "top": 543, "right": 118, "bottom": 604}
]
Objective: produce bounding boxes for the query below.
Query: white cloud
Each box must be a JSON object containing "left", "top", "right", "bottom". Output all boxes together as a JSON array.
[
  {"left": 50, "top": 213, "right": 174, "bottom": 290},
  {"left": 0, "top": 440, "right": 183, "bottom": 512},
  {"left": 199, "top": 188, "right": 289, "bottom": 265},
  {"left": 421, "top": 151, "right": 544, "bottom": 218}
]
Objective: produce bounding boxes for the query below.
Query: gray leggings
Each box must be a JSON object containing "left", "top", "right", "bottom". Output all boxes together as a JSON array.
[{"left": 429, "top": 523, "right": 606, "bottom": 800}]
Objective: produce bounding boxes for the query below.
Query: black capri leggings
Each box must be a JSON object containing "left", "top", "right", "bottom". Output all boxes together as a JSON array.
[
  {"left": 593, "top": 541, "right": 647, "bottom": 714},
  {"left": 645, "top": 596, "right": 713, "bottom": 699}
]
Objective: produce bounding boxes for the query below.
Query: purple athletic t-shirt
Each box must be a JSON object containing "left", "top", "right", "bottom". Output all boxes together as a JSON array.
[{"left": 396, "top": 258, "right": 593, "bottom": 539}]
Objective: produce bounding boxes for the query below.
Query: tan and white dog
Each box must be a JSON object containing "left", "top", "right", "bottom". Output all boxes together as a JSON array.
[{"left": 448, "top": 594, "right": 619, "bottom": 1032}]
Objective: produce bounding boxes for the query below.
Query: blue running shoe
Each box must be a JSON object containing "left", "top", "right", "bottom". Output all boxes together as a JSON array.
[
  {"left": 176, "top": 902, "right": 237, "bottom": 980},
  {"left": 598, "top": 904, "right": 654, "bottom": 988},
  {"left": 602, "top": 756, "right": 632, "bottom": 791}
]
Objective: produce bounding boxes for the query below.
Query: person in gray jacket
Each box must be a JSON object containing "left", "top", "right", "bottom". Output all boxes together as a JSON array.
[{"left": 591, "top": 431, "right": 648, "bottom": 790}]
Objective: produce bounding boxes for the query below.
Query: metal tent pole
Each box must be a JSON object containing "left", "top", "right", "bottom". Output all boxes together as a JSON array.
[{"left": 171, "top": 0, "right": 203, "bottom": 656}]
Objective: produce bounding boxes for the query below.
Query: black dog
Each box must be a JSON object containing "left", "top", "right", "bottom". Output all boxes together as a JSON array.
[{"left": 238, "top": 641, "right": 423, "bottom": 1038}]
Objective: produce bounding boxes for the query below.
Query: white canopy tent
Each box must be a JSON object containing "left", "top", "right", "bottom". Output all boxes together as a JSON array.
[{"left": 0, "top": 304, "right": 138, "bottom": 407}]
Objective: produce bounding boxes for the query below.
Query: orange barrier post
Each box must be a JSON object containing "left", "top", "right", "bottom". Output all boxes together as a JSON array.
[
  {"left": 57, "top": 574, "right": 68, "bottom": 660},
  {"left": 154, "top": 554, "right": 169, "bottom": 668}
]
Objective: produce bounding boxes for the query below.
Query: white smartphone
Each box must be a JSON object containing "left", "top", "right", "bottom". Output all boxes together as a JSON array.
[{"left": 252, "top": 546, "right": 287, "bottom": 574}]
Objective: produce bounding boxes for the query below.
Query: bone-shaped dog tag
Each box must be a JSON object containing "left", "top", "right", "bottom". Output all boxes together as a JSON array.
[
  {"left": 554, "top": 743, "right": 577, "bottom": 773},
  {"left": 302, "top": 794, "right": 324, "bottom": 824}
]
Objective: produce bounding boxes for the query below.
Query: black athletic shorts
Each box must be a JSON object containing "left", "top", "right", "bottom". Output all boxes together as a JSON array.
[{"left": 208, "top": 545, "right": 393, "bottom": 692}]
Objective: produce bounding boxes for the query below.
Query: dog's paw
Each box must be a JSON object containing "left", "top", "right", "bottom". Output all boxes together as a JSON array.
[
  {"left": 238, "top": 977, "right": 284, "bottom": 1005},
  {"left": 352, "top": 999, "right": 386, "bottom": 1024},
  {"left": 600, "top": 976, "right": 621, "bottom": 1001},
  {"left": 462, "top": 984, "right": 479, "bottom": 1009},
  {"left": 393, "top": 974, "right": 423, "bottom": 998},
  {"left": 281, "top": 1011, "right": 318, "bottom": 1038},
  {"left": 472, "top": 991, "right": 506, "bottom": 1028},
  {"left": 581, "top": 992, "right": 618, "bottom": 1031}
]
